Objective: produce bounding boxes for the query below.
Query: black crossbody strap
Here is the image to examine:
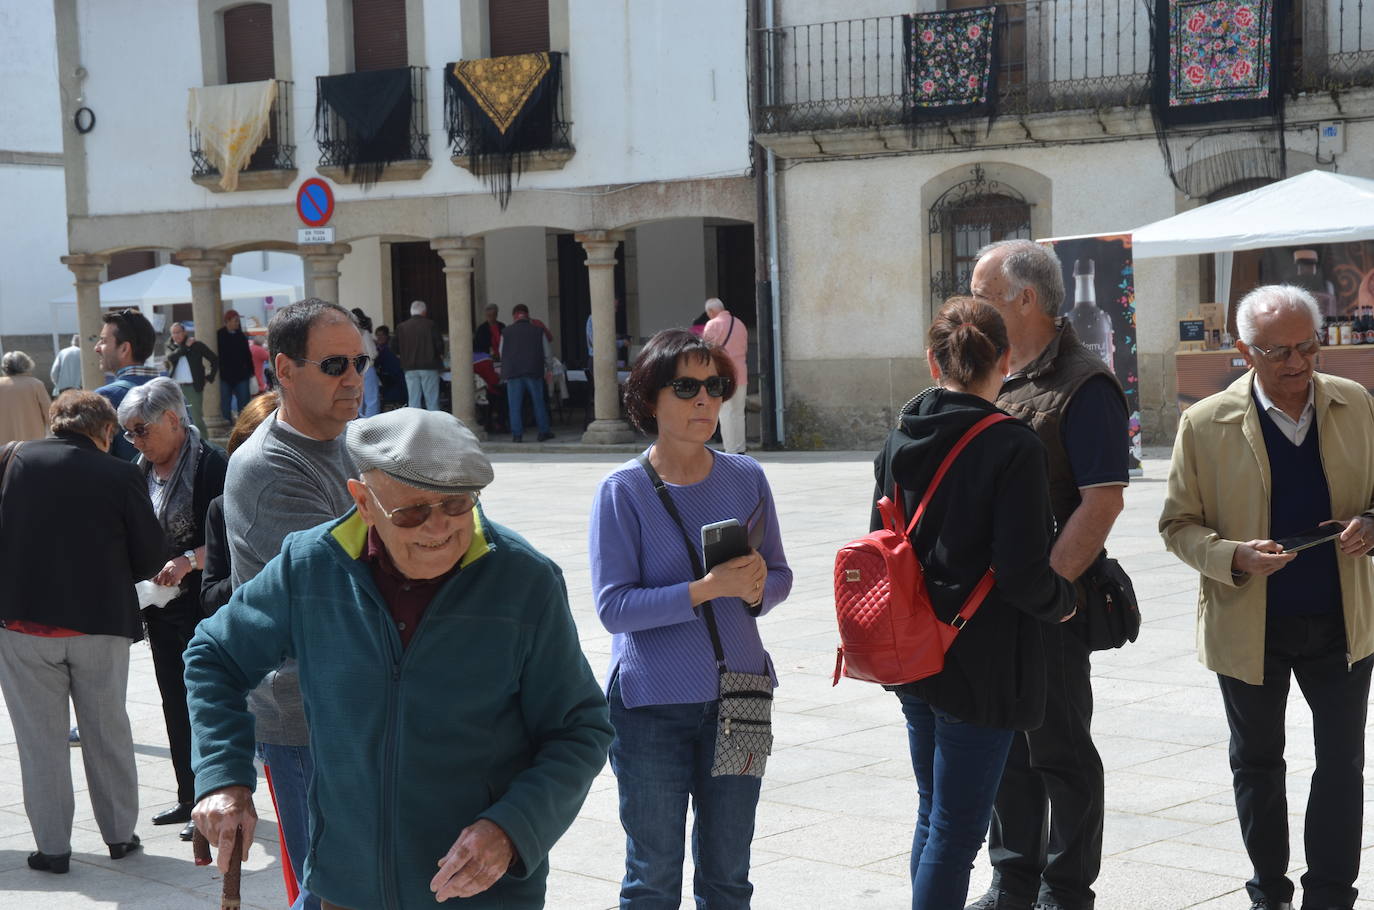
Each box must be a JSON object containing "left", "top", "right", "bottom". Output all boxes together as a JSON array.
[
  {"left": 0, "top": 441, "right": 20, "bottom": 495},
  {"left": 636, "top": 452, "right": 727, "bottom": 668}
]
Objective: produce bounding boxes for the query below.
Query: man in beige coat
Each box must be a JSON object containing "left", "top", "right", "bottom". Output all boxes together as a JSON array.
[{"left": 1160, "top": 285, "right": 1374, "bottom": 910}]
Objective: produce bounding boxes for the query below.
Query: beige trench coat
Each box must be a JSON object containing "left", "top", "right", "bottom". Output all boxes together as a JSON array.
[
  {"left": 0, "top": 375, "right": 51, "bottom": 447},
  {"left": 1159, "top": 371, "right": 1374, "bottom": 685}
]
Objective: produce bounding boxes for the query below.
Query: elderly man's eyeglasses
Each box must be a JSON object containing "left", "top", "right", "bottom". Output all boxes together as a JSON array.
[
  {"left": 364, "top": 483, "right": 477, "bottom": 529},
  {"left": 296, "top": 354, "right": 371, "bottom": 377},
  {"left": 1249, "top": 337, "right": 1321, "bottom": 364},
  {"left": 121, "top": 423, "right": 155, "bottom": 443},
  {"left": 664, "top": 376, "right": 732, "bottom": 400}
]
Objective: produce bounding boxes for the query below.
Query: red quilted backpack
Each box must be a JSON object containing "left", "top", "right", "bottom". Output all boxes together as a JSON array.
[{"left": 833, "top": 413, "right": 1010, "bottom": 686}]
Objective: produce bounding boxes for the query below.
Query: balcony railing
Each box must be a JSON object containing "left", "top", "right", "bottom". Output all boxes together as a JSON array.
[
  {"left": 316, "top": 65, "right": 429, "bottom": 170},
  {"left": 754, "top": 1, "right": 1374, "bottom": 135},
  {"left": 190, "top": 79, "right": 295, "bottom": 178},
  {"left": 446, "top": 52, "right": 573, "bottom": 160}
]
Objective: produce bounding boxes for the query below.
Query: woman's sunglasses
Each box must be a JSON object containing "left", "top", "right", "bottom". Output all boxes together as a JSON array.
[
  {"left": 664, "top": 376, "right": 732, "bottom": 400},
  {"left": 297, "top": 354, "right": 371, "bottom": 377},
  {"left": 121, "top": 423, "right": 155, "bottom": 443},
  {"left": 365, "top": 483, "right": 477, "bottom": 529}
]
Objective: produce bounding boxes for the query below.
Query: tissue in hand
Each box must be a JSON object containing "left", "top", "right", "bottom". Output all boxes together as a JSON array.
[{"left": 136, "top": 580, "right": 182, "bottom": 609}]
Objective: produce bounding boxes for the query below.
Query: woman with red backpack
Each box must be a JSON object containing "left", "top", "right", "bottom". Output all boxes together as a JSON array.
[{"left": 871, "top": 298, "right": 1075, "bottom": 910}]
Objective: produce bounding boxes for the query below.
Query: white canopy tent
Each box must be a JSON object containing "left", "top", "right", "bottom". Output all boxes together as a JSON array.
[
  {"left": 47, "top": 263, "right": 297, "bottom": 353},
  {"left": 1131, "top": 170, "right": 1374, "bottom": 260}
]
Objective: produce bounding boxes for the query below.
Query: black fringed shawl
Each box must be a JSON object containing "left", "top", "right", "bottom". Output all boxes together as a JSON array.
[
  {"left": 903, "top": 7, "right": 999, "bottom": 132},
  {"left": 1149, "top": 0, "right": 1292, "bottom": 192},
  {"left": 315, "top": 68, "right": 414, "bottom": 189},
  {"left": 444, "top": 52, "right": 563, "bottom": 209}
]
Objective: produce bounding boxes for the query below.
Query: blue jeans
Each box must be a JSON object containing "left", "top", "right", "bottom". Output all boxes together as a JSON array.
[
  {"left": 608, "top": 679, "right": 761, "bottom": 910},
  {"left": 898, "top": 692, "right": 1015, "bottom": 910},
  {"left": 257, "top": 742, "right": 321, "bottom": 910},
  {"left": 405, "top": 369, "right": 440, "bottom": 410},
  {"left": 220, "top": 378, "right": 251, "bottom": 421},
  {"left": 506, "top": 376, "right": 549, "bottom": 438}
]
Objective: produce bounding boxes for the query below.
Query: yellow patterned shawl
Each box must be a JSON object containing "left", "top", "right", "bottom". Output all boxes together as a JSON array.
[
  {"left": 451, "top": 53, "right": 551, "bottom": 135},
  {"left": 187, "top": 80, "right": 278, "bottom": 191}
]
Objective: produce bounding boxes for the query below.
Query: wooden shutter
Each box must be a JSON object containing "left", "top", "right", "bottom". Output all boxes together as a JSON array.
[
  {"left": 489, "top": 0, "right": 550, "bottom": 57},
  {"left": 108, "top": 250, "right": 157, "bottom": 281},
  {"left": 353, "top": 0, "right": 408, "bottom": 71},
  {"left": 223, "top": 3, "right": 276, "bottom": 83}
]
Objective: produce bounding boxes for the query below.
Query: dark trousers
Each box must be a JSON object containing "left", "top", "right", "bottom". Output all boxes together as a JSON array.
[
  {"left": 143, "top": 602, "right": 200, "bottom": 805},
  {"left": 987, "top": 623, "right": 1102, "bottom": 910},
  {"left": 1217, "top": 611, "right": 1371, "bottom": 910}
]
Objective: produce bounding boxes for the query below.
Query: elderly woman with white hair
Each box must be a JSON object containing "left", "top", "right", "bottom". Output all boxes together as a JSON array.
[
  {"left": 116, "top": 376, "right": 227, "bottom": 841},
  {"left": 0, "top": 351, "right": 52, "bottom": 446}
]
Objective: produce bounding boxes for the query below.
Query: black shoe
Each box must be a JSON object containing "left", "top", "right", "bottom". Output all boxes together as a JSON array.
[
  {"left": 151, "top": 802, "right": 192, "bottom": 825},
  {"left": 179, "top": 820, "right": 197, "bottom": 842},
  {"left": 107, "top": 835, "right": 141, "bottom": 859},
  {"left": 511, "top": 435, "right": 523, "bottom": 442},
  {"left": 537, "top": 431, "right": 556, "bottom": 442},
  {"left": 1248, "top": 900, "right": 1293, "bottom": 910},
  {"left": 966, "top": 890, "right": 1035, "bottom": 910},
  {"left": 27, "top": 851, "right": 70, "bottom": 874}
]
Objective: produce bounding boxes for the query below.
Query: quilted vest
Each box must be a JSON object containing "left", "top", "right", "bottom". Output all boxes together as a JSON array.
[{"left": 996, "top": 319, "right": 1126, "bottom": 530}]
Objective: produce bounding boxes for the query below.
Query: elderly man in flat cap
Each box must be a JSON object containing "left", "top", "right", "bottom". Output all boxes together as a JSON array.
[{"left": 184, "top": 409, "right": 613, "bottom": 910}]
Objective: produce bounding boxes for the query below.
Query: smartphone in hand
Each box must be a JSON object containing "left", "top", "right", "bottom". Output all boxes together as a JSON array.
[{"left": 702, "top": 519, "right": 749, "bottom": 571}]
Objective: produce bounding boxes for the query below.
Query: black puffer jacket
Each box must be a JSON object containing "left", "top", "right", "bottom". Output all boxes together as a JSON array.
[{"left": 872, "top": 387, "right": 1073, "bottom": 730}]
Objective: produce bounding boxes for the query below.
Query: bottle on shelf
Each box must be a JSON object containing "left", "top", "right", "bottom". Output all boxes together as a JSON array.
[{"left": 1067, "top": 258, "right": 1114, "bottom": 371}]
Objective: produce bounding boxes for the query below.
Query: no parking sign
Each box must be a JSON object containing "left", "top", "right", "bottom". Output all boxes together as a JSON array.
[{"left": 297, "top": 178, "right": 335, "bottom": 243}]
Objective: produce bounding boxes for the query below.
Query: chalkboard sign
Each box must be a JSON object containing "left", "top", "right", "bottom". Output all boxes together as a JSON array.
[{"left": 1179, "top": 320, "right": 1206, "bottom": 342}]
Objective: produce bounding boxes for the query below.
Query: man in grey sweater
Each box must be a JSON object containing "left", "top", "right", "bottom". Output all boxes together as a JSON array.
[{"left": 220, "top": 298, "right": 364, "bottom": 910}]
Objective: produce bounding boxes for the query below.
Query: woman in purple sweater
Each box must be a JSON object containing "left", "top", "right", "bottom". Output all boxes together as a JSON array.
[{"left": 590, "top": 329, "right": 792, "bottom": 909}]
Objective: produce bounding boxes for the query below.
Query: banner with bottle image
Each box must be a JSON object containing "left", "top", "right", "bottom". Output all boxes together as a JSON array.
[{"left": 1044, "top": 234, "right": 1141, "bottom": 467}]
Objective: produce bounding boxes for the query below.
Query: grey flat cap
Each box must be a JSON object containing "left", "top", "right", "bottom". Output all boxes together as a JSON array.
[{"left": 347, "top": 409, "right": 494, "bottom": 495}]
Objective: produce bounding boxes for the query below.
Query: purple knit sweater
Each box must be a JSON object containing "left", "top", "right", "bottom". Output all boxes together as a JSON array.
[{"left": 590, "top": 451, "right": 792, "bottom": 708}]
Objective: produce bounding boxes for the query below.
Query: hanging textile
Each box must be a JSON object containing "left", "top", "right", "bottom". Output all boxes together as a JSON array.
[
  {"left": 902, "top": 7, "right": 998, "bottom": 124},
  {"left": 315, "top": 68, "right": 414, "bottom": 188},
  {"left": 187, "top": 80, "right": 278, "bottom": 192},
  {"left": 444, "top": 52, "right": 563, "bottom": 209},
  {"left": 1150, "top": 0, "right": 1291, "bottom": 192}
]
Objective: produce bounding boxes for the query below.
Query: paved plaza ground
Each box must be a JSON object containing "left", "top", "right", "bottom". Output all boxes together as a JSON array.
[{"left": 2, "top": 447, "right": 1372, "bottom": 909}]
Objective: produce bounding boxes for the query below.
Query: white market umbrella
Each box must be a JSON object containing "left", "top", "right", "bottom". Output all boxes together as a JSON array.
[
  {"left": 1131, "top": 170, "right": 1374, "bottom": 260},
  {"left": 49, "top": 263, "right": 298, "bottom": 310}
]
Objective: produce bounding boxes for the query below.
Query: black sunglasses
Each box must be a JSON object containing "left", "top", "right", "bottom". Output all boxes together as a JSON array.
[
  {"left": 664, "top": 375, "right": 732, "bottom": 400},
  {"left": 296, "top": 354, "right": 371, "bottom": 377}
]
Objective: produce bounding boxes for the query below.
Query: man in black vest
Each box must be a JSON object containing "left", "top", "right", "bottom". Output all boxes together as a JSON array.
[
  {"left": 500, "top": 304, "right": 555, "bottom": 443},
  {"left": 967, "top": 239, "right": 1128, "bottom": 910},
  {"left": 1161, "top": 286, "right": 1374, "bottom": 910}
]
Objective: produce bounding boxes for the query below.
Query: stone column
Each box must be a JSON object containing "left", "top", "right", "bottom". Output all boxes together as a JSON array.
[
  {"left": 431, "top": 238, "right": 483, "bottom": 437},
  {"left": 576, "top": 231, "right": 634, "bottom": 444},
  {"left": 177, "top": 249, "right": 231, "bottom": 433},
  {"left": 60, "top": 253, "right": 109, "bottom": 392},
  {"left": 299, "top": 242, "right": 352, "bottom": 305}
]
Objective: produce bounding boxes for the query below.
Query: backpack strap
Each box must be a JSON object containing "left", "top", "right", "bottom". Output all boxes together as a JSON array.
[
  {"left": 898, "top": 412, "right": 1012, "bottom": 536},
  {"left": 635, "top": 452, "right": 728, "bottom": 669}
]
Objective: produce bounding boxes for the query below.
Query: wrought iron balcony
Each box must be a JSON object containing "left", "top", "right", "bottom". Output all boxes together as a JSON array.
[
  {"left": 315, "top": 65, "right": 429, "bottom": 184},
  {"left": 190, "top": 79, "right": 295, "bottom": 189},
  {"left": 752, "top": 1, "right": 1374, "bottom": 136},
  {"left": 445, "top": 51, "right": 573, "bottom": 166}
]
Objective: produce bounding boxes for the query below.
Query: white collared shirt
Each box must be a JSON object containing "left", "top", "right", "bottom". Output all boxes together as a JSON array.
[{"left": 1253, "top": 378, "right": 1315, "bottom": 446}]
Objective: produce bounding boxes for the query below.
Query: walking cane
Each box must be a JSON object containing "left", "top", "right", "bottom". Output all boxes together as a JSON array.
[{"left": 192, "top": 826, "right": 244, "bottom": 910}]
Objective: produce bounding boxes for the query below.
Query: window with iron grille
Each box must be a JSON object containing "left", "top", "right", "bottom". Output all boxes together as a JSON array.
[{"left": 929, "top": 166, "right": 1031, "bottom": 307}]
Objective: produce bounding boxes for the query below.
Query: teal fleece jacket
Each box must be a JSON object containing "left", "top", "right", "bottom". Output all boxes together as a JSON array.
[{"left": 185, "top": 507, "right": 613, "bottom": 910}]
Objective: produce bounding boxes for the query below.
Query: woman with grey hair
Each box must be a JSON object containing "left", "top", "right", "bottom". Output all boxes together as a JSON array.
[
  {"left": 0, "top": 351, "right": 52, "bottom": 446},
  {"left": 117, "top": 376, "right": 227, "bottom": 841}
]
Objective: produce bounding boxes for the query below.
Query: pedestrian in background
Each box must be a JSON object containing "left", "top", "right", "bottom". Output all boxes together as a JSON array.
[
  {"left": 702, "top": 298, "right": 749, "bottom": 454},
  {"left": 216, "top": 309, "right": 253, "bottom": 423},
  {"left": 117, "top": 377, "right": 226, "bottom": 842},
  {"left": 591, "top": 328, "right": 792, "bottom": 908},
  {"left": 0, "top": 352, "right": 52, "bottom": 446},
  {"left": 0, "top": 391, "right": 164, "bottom": 874},
  {"left": 94, "top": 309, "right": 160, "bottom": 462},
  {"left": 501, "top": 304, "right": 555, "bottom": 442},
  {"left": 352, "top": 307, "right": 382, "bottom": 417},
  {"left": 1160, "top": 285, "right": 1374, "bottom": 910},
  {"left": 373, "top": 325, "right": 407, "bottom": 410},
  {"left": 50, "top": 334, "right": 83, "bottom": 393},
  {"left": 165, "top": 321, "right": 218, "bottom": 438},
  {"left": 873, "top": 299, "right": 1075, "bottom": 910},
  {"left": 396, "top": 299, "right": 444, "bottom": 410}
]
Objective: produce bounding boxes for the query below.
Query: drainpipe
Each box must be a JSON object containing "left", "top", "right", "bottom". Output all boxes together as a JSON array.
[{"left": 752, "top": 0, "right": 785, "bottom": 447}]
